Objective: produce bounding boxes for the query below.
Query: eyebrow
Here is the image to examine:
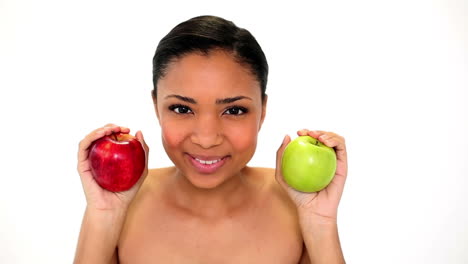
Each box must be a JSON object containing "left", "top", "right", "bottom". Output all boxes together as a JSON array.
[
  {"left": 215, "top": 96, "right": 252, "bottom": 104},
  {"left": 165, "top": 94, "right": 196, "bottom": 104},
  {"left": 165, "top": 94, "right": 252, "bottom": 104}
]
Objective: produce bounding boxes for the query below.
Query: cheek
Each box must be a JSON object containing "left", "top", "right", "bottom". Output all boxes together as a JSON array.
[
  {"left": 225, "top": 119, "right": 260, "bottom": 153},
  {"left": 160, "top": 119, "right": 190, "bottom": 150}
]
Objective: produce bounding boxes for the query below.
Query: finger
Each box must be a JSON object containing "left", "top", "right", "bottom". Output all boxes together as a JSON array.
[
  {"left": 306, "top": 131, "right": 348, "bottom": 197},
  {"left": 318, "top": 133, "right": 346, "bottom": 152},
  {"left": 307, "top": 131, "right": 339, "bottom": 147},
  {"left": 104, "top": 124, "right": 130, "bottom": 135},
  {"left": 78, "top": 125, "right": 128, "bottom": 164},
  {"left": 130, "top": 130, "right": 150, "bottom": 191},
  {"left": 112, "top": 125, "right": 130, "bottom": 134},
  {"left": 135, "top": 130, "right": 149, "bottom": 155},
  {"left": 103, "top": 123, "right": 117, "bottom": 132},
  {"left": 135, "top": 130, "right": 150, "bottom": 168},
  {"left": 275, "top": 135, "right": 290, "bottom": 166},
  {"left": 79, "top": 126, "right": 116, "bottom": 151},
  {"left": 297, "top": 129, "right": 310, "bottom": 136},
  {"left": 275, "top": 135, "right": 291, "bottom": 185},
  {"left": 78, "top": 128, "right": 107, "bottom": 163},
  {"left": 308, "top": 130, "right": 347, "bottom": 163},
  {"left": 317, "top": 133, "right": 339, "bottom": 147},
  {"left": 307, "top": 130, "right": 326, "bottom": 139},
  {"left": 315, "top": 133, "right": 348, "bottom": 181}
]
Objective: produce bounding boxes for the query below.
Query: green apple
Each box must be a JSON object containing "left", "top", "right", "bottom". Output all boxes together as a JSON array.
[{"left": 281, "top": 136, "right": 337, "bottom": 192}]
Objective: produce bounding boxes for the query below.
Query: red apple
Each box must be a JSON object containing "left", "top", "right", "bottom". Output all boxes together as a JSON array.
[{"left": 88, "top": 132, "right": 145, "bottom": 192}]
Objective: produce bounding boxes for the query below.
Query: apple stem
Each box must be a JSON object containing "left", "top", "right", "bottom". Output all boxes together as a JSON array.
[{"left": 112, "top": 133, "right": 118, "bottom": 141}]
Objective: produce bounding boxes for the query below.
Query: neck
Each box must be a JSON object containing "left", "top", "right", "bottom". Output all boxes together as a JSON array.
[{"left": 165, "top": 167, "right": 255, "bottom": 219}]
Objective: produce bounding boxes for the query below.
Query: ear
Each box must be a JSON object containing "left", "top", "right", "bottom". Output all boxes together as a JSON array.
[
  {"left": 258, "top": 94, "right": 268, "bottom": 131},
  {"left": 152, "top": 90, "right": 161, "bottom": 121}
]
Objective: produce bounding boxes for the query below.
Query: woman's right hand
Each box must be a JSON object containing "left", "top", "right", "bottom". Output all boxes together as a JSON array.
[{"left": 77, "top": 124, "right": 149, "bottom": 212}]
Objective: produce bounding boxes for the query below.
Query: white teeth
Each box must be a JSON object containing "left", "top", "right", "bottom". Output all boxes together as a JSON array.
[{"left": 195, "top": 158, "right": 221, "bottom": 165}]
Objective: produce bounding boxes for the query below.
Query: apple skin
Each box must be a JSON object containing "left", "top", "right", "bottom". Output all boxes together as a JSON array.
[
  {"left": 88, "top": 133, "right": 145, "bottom": 192},
  {"left": 281, "top": 136, "right": 337, "bottom": 193}
]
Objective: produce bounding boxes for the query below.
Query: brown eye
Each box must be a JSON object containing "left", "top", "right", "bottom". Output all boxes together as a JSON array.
[
  {"left": 169, "top": 104, "right": 193, "bottom": 114},
  {"left": 224, "top": 106, "right": 248, "bottom": 115}
]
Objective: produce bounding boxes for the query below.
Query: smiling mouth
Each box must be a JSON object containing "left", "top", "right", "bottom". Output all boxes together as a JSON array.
[
  {"left": 186, "top": 154, "right": 229, "bottom": 174},
  {"left": 194, "top": 157, "right": 222, "bottom": 165}
]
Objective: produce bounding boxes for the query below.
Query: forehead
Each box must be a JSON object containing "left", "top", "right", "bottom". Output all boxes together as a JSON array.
[{"left": 157, "top": 50, "right": 260, "bottom": 99}]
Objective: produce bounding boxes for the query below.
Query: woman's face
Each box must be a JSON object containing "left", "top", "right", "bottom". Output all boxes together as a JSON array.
[{"left": 154, "top": 50, "right": 267, "bottom": 189}]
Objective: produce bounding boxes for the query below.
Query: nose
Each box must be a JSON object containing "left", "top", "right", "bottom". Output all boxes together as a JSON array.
[{"left": 190, "top": 115, "right": 223, "bottom": 149}]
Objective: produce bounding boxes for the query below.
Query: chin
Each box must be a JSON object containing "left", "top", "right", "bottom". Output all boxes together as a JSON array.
[{"left": 183, "top": 170, "right": 233, "bottom": 190}]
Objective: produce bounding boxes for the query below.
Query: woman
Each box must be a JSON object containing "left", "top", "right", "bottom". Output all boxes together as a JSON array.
[{"left": 75, "top": 15, "right": 347, "bottom": 263}]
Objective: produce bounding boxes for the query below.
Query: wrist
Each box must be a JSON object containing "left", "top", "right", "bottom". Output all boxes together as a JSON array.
[
  {"left": 84, "top": 206, "right": 128, "bottom": 225},
  {"left": 297, "top": 211, "right": 339, "bottom": 240},
  {"left": 85, "top": 195, "right": 132, "bottom": 212},
  {"left": 298, "top": 213, "right": 345, "bottom": 264},
  {"left": 298, "top": 210, "right": 337, "bottom": 225},
  {"left": 75, "top": 207, "right": 127, "bottom": 263}
]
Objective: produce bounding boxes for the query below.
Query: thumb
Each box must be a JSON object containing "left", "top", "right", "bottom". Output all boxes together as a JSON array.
[
  {"left": 126, "top": 130, "right": 150, "bottom": 192},
  {"left": 135, "top": 130, "right": 149, "bottom": 164},
  {"left": 275, "top": 135, "right": 291, "bottom": 185},
  {"left": 135, "top": 130, "right": 148, "bottom": 149}
]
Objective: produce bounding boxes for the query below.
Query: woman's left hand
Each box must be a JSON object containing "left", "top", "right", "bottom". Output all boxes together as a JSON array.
[{"left": 275, "top": 129, "right": 348, "bottom": 221}]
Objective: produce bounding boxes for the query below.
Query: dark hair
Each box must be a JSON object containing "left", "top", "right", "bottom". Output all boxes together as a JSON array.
[{"left": 152, "top": 15, "right": 268, "bottom": 101}]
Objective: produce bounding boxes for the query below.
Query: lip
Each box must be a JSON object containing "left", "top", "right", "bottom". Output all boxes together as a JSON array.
[{"left": 186, "top": 153, "right": 229, "bottom": 174}]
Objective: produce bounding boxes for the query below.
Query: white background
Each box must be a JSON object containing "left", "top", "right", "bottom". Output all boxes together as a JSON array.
[{"left": 1, "top": 0, "right": 467, "bottom": 263}]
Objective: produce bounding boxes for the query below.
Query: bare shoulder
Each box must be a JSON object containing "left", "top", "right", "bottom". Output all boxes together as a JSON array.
[
  {"left": 135, "top": 167, "right": 175, "bottom": 194},
  {"left": 146, "top": 166, "right": 176, "bottom": 184},
  {"left": 245, "top": 167, "right": 299, "bottom": 220},
  {"left": 124, "top": 167, "right": 175, "bottom": 220},
  {"left": 120, "top": 167, "right": 175, "bottom": 238},
  {"left": 246, "top": 167, "right": 291, "bottom": 200},
  {"left": 246, "top": 167, "right": 304, "bottom": 259}
]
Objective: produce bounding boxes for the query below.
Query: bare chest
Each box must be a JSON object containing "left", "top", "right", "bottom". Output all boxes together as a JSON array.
[{"left": 119, "top": 204, "right": 303, "bottom": 263}]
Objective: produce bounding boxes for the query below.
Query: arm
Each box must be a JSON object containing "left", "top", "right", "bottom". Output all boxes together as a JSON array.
[
  {"left": 298, "top": 214, "right": 344, "bottom": 264},
  {"left": 276, "top": 129, "right": 348, "bottom": 264},
  {"left": 74, "top": 208, "right": 126, "bottom": 264},
  {"left": 74, "top": 124, "right": 149, "bottom": 263}
]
